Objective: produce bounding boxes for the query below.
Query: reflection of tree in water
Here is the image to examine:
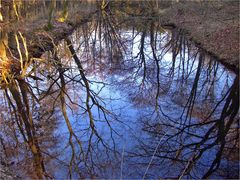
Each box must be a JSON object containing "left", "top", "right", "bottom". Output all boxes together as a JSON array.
[
  {"left": 134, "top": 75, "right": 239, "bottom": 179},
  {"left": 0, "top": 3, "right": 121, "bottom": 179},
  {"left": 0, "top": 30, "right": 62, "bottom": 178},
  {"left": 68, "top": 14, "right": 239, "bottom": 178},
  {"left": 0, "top": 2, "right": 239, "bottom": 179},
  {"left": 123, "top": 28, "right": 239, "bottom": 178},
  {"left": 71, "top": 14, "right": 238, "bottom": 178}
]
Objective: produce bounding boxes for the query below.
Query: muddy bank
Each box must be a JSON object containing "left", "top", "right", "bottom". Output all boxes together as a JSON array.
[{"left": 158, "top": 1, "right": 239, "bottom": 72}]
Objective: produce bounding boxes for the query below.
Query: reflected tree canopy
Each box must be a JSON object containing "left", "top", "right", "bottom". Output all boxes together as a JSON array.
[{"left": 0, "top": 1, "right": 239, "bottom": 179}]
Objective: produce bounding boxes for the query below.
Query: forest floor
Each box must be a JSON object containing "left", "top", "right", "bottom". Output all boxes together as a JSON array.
[
  {"left": 159, "top": 1, "right": 239, "bottom": 72},
  {"left": 2, "top": 1, "right": 239, "bottom": 72},
  {"left": 4, "top": 8, "right": 97, "bottom": 59}
]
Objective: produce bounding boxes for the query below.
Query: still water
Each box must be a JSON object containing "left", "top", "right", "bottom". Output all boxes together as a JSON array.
[{"left": 0, "top": 2, "right": 239, "bottom": 179}]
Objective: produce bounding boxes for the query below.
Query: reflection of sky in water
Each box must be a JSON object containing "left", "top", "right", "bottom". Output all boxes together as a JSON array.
[
  {"left": 0, "top": 19, "right": 235, "bottom": 178},
  {"left": 50, "top": 26, "right": 237, "bottom": 178},
  {"left": 0, "top": 1, "right": 237, "bottom": 178},
  {"left": 0, "top": 19, "right": 237, "bottom": 179}
]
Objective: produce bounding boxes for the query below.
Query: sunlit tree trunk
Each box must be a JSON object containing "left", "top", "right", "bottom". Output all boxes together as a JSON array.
[{"left": 0, "top": 31, "right": 8, "bottom": 60}]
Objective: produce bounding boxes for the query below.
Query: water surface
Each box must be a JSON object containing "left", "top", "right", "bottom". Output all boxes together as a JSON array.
[{"left": 0, "top": 2, "right": 239, "bottom": 179}]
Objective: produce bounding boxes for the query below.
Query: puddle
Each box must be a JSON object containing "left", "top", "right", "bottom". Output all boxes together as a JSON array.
[{"left": 0, "top": 1, "right": 239, "bottom": 179}]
